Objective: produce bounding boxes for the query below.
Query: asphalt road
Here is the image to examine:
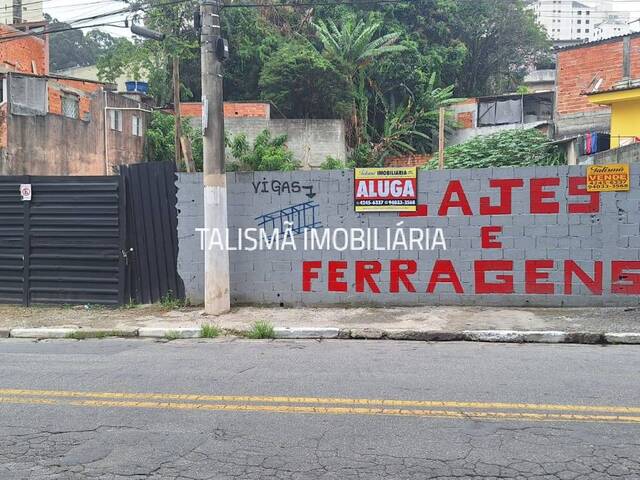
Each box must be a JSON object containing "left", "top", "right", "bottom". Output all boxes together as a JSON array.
[{"left": 0, "top": 338, "right": 639, "bottom": 480}]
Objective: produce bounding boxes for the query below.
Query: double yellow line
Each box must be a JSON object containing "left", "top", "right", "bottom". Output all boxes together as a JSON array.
[{"left": 0, "top": 388, "right": 639, "bottom": 425}]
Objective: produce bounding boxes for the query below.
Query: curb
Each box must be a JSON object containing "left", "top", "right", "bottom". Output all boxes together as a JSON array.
[{"left": 3, "top": 327, "right": 640, "bottom": 344}]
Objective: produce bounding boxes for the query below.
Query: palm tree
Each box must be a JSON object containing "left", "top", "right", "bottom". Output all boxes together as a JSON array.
[{"left": 313, "top": 17, "right": 406, "bottom": 147}]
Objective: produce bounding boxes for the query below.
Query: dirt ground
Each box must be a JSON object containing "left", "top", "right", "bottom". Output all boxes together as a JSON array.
[{"left": 0, "top": 304, "right": 639, "bottom": 333}]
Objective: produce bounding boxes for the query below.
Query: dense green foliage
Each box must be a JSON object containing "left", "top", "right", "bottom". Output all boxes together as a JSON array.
[
  {"left": 424, "top": 129, "right": 565, "bottom": 170},
  {"left": 227, "top": 131, "right": 299, "bottom": 172},
  {"left": 93, "top": 0, "right": 549, "bottom": 169},
  {"left": 144, "top": 111, "right": 203, "bottom": 171},
  {"left": 259, "top": 42, "right": 351, "bottom": 118},
  {"left": 47, "top": 15, "right": 115, "bottom": 71}
]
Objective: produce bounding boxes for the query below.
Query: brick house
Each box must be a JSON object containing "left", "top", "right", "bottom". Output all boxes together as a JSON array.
[
  {"left": 555, "top": 32, "right": 640, "bottom": 138},
  {"left": 0, "top": 24, "right": 151, "bottom": 175}
]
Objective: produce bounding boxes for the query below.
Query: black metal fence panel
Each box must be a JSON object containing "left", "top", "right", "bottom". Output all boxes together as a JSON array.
[
  {"left": 120, "top": 162, "right": 184, "bottom": 304},
  {"left": 0, "top": 176, "right": 125, "bottom": 306},
  {"left": 0, "top": 177, "right": 28, "bottom": 305}
]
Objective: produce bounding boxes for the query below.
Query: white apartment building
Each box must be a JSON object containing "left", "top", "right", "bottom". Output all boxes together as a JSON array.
[
  {"left": 0, "top": 0, "right": 43, "bottom": 25},
  {"left": 530, "top": 0, "right": 632, "bottom": 43}
]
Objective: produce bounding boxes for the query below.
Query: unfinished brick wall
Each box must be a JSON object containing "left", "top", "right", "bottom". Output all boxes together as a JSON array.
[
  {"left": 385, "top": 154, "right": 433, "bottom": 168},
  {"left": 0, "top": 25, "right": 47, "bottom": 75},
  {"left": 180, "top": 102, "right": 271, "bottom": 119},
  {"left": 47, "top": 78, "right": 102, "bottom": 118},
  {"left": 556, "top": 38, "right": 633, "bottom": 116},
  {"left": 456, "top": 111, "right": 474, "bottom": 129}
]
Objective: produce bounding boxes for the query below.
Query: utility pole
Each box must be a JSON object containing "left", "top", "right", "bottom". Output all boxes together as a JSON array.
[
  {"left": 201, "top": 0, "right": 230, "bottom": 315},
  {"left": 173, "top": 56, "right": 182, "bottom": 169},
  {"left": 438, "top": 106, "right": 445, "bottom": 170}
]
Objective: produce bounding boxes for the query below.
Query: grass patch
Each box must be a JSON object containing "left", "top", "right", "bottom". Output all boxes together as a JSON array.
[
  {"left": 246, "top": 321, "right": 275, "bottom": 339},
  {"left": 164, "top": 330, "right": 182, "bottom": 340},
  {"left": 200, "top": 323, "right": 221, "bottom": 338},
  {"left": 160, "top": 291, "right": 189, "bottom": 309}
]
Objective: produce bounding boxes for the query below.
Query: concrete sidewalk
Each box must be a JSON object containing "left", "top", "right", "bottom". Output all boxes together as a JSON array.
[{"left": 0, "top": 304, "right": 639, "bottom": 343}]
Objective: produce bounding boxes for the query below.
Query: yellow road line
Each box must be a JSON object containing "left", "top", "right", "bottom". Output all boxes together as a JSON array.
[
  {"left": 0, "top": 388, "right": 639, "bottom": 415},
  {"left": 0, "top": 395, "right": 639, "bottom": 424},
  {"left": 0, "top": 396, "right": 56, "bottom": 406}
]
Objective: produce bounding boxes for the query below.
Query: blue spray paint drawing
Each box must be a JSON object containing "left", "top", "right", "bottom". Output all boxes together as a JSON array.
[{"left": 255, "top": 201, "right": 322, "bottom": 236}]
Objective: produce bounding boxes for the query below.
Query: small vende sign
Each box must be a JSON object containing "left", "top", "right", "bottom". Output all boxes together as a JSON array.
[
  {"left": 587, "top": 164, "right": 630, "bottom": 192},
  {"left": 354, "top": 167, "right": 418, "bottom": 212}
]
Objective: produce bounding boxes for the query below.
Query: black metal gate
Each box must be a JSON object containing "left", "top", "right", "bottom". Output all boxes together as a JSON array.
[
  {"left": 0, "top": 176, "right": 125, "bottom": 306},
  {"left": 121, "top": 162, "right": 184, "bottom": 304}
]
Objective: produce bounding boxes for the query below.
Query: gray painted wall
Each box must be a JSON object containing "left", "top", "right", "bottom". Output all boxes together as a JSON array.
[
  {"left": 579, "top": 143, "right": 640, "bottom": 165},
  {"left": 177, "top": 166, "right": 640, "bottom": 307},
  {"left": 189, "top": 117, "right": 347, "bottom": 169}
]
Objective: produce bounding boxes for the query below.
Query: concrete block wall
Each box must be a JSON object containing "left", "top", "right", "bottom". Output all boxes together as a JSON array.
[
  {"left": 177, "top": 166, "right": 640, "bottom": 307},
  {"left": 188, "top": 116, "right": 347, "bottom": 169},
  {"left": 177, "top": 173, "right": 205, "bottom": 304}
]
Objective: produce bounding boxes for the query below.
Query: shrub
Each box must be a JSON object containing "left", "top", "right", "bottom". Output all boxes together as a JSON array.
[
  {"left": 424, "top": 128, "right": 564, "bottom": 170},
  {"left": 246, "top": 321, "right": 275, "bottom": 339},
  {"left": 227, "top": 130, "right": 300, "bottom": 171}
]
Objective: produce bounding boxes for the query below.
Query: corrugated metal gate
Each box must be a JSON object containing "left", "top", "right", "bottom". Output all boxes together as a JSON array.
[
  {"left": 0, "top": 176, "right": 125, "bottom": 306},
  {"left": 121, "top": 162, "right": 184, "bottom": 304}
]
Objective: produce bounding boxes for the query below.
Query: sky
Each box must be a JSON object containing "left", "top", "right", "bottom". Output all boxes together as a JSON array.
[{"left": 44, "top": 0, "right": 640, "bottom": 37}]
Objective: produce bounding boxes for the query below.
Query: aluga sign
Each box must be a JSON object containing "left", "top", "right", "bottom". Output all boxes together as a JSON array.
[{"left": 354, "top": 167, "right": 418, "bottom": 212}]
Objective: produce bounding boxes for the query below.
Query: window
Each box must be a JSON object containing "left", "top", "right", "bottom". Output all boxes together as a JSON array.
[
  {"left": 132, "top": 115, "right": 142, "bottom": 137},
  {"left": 577, "top": 19, "right": 581, "bottom": 24},
  {"left": 586, "top": 19, "right": 589, "bottom": 24},
  {"left": 109, "top": 110, "right": 123, "bottom": 132},
  {"left": 577, "top": 28, "right": 581, "bottom": 33},
  {"left": 62, "top": 94, "right": 79, "bottom": 119},
  {"left": 585, "top": 29, "right": 589, "bottom": 33}
]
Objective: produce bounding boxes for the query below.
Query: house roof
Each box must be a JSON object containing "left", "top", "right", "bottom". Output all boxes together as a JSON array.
[
  {"left": 475, "top": 90, "right": 554, "bottom": 102},
  {"left": 554, "top": 31, "right": 640, "bottom": 52}
]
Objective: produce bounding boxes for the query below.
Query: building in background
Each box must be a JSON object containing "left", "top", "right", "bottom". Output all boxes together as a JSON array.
[
  {"left": 0, "top": 0, "right": 43, "bottom": 25},
  {"left": 448, "top": 92, "right": 554, "bottom": 146},
  {"left": 0, "top": 22, "right": 150, "bottom": 175},
  {"left": 55, "top": 64, "right": 150, "bottom": 94},
  {"left": 180, "top": 101, "right": 347, "bottom": 169},
  {"left": 530, "top": 0, "right": 632, "bottom": 45}
]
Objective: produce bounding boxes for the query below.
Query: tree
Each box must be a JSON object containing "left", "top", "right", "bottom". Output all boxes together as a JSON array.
[
  {"left": 47, "top": 15, "right": 115, "bottom": 71},
  {"left": 313, "top": 15, "right": 406, "bottom": 145},
  {"left": 145, "top": 111, "right": 203, "bottom": 170},
  {"left": 222, "top": 7, "right": 283, "bottom": 101},
  {"left": 450, "top": 0, "right": 550, "bottom": 96},
  {"left": 259, "top": 42, "right": 351, "bottom": 118}
]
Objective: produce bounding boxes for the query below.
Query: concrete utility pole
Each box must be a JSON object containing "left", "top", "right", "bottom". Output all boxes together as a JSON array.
[
  {"left": 201, "top": 0, "right": 230, "bottom": 315},
  {"left": 173, "top": 56, "right": 182, "bottom": 169}
]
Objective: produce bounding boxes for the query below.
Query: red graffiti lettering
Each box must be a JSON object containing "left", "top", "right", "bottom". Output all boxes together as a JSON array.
[
  {"left": 438, "top": 180, "right": 473, "bottom": 216},
  {"left": 611, "top": 261, "right": 640, "bottom": 295},
  {"left": 355, "top": 261, "right": 382, "bottom": 293},
  {"left": 426, "top": 260, "right": 464, "bottom": 294},
  {"left": 390, "top": 260, "right": 417, "bottom": 293},
  {"left": 474, "top": 260, "right": 514, "bottom": 294},
  {"left": 481, "top": 226, "right": 503, "bottom": 249},
  {"left": 564, "top": 260, "right": 603, "bottom": 295},
  {"left": 479, "top": 179, "right": 524, "bottom": 215},
  {"left": 525, "top": 260, "right": 555, "bottom": 294},
  {"left": 530, "top": 177, "right": 560, "bottom": 214}
]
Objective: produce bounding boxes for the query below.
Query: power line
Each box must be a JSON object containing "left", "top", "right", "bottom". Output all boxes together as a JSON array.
[{"left": 0, "top": 0, "right": 409, "bottom": 44}]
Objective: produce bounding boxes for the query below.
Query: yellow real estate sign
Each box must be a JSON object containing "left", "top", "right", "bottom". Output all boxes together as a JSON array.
[
  {"left": 587, "top": 164, "right": 630, "bottom": 192},
  {"left": 354, "top": 167, "right": 418, "bottom": 212}
]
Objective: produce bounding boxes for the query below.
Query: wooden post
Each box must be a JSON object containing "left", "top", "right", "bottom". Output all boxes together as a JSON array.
[
  {"left": 173, "top": 55, "right": 182, "bottom": 170},
  {"left": 438, "top": 106, "right": 445, "bottom": 170}
]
